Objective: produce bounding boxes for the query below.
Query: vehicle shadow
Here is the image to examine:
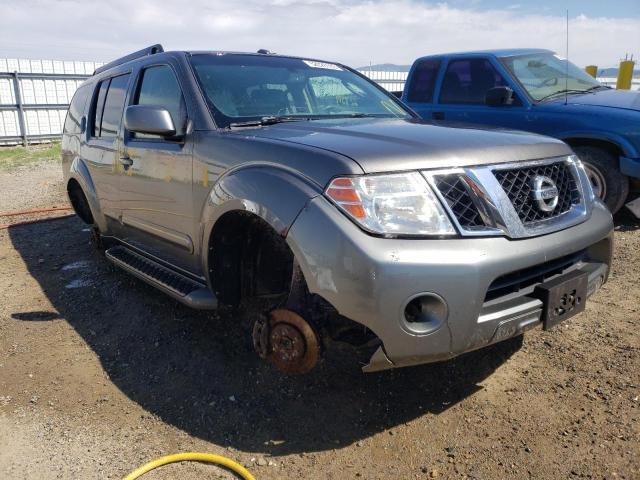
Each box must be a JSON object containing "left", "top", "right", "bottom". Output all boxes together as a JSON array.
[
  {"left": 8, "top": 217, "right": 522, "bottom": 455},
  {"left": 614, "top": 206, "right": 639, "bottom": 232}
]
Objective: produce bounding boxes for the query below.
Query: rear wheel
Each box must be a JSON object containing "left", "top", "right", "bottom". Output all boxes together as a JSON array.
[{"left": 572, "top": 145, "right": 629, "bottom": 213}]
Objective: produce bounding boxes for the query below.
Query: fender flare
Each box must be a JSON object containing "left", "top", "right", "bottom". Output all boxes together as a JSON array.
[
  {"left": 68, "top": 157, "right": 108, "bottom": 231},
  {"left": 199, "top": 164, "right": 322, "bottom": 275},
  {"left": 558, "top": 131, "right": 638, "bottom": 160}
]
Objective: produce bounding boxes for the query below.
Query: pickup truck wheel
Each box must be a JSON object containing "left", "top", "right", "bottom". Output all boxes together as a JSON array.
[{"left": 572, "top": 145, "right": 629, "bottom": 213}]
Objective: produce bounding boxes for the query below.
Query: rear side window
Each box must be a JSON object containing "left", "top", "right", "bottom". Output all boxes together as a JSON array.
[
  {"left": 92, "top": 80, "right": 109, "bottom": 137},
  {"left": 439, "top": 59, "right": 507, "bottom": 104},
  {"left": 90, "top": 74, "right": 130, "bottom": 138},
  {"left": 100, "top": 74, "right": 130, "bottom": 137},
  {"left": 133, "top": 65, "right": 185, "bottom": 139},
  {"left": 406, "top": 60, "right": 441, "bottom": 103},
  {"left": 64, "top": 84, "right": 90, "bottom": 134}
]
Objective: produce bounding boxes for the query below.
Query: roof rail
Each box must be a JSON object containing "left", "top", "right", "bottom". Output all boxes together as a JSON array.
[{"left": 93, "top": 44, "right": 164, "bottom": 75}]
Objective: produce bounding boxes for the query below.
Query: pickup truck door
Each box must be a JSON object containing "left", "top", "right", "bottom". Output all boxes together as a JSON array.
[
  {"left": 431, "top": 57, "right": 531, "bottom": 131},
  {"left": 117, "top": 63, "right": 198, "bottom": 274}
]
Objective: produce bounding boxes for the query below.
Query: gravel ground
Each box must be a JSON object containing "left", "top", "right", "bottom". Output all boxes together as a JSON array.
[
  {"left": 0, "top": 159, "right": 69, "bottom": 227},
  {"left": 0, "top": 164, "right": 638, "bottom": 479}
]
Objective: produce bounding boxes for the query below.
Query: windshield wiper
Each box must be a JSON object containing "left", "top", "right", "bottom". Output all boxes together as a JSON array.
[
  {"left": 343, "top": 113, "right": 390, "bottom": 118},
  {"left": 228, "top": 113, "right": 403, "bottom": 128},
  {"left": 229, "top": 116, "right": 311, "bottom": 129},
  {"left": 538, "top": 89, "right": 592, "bottom": 102},
  {"left": 585, "top": 85, "right": 611, "bottom": 92},
  {"left": 328, "top": 113, "right": 406, "bottom": 119}
]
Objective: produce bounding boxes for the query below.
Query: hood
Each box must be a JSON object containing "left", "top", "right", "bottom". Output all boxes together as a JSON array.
[
  {"left": 233, "top": 118, "right": 571, "bottom": 173},
  {"left": 557, "top": 88, "right": 640, "bottom": 112}
]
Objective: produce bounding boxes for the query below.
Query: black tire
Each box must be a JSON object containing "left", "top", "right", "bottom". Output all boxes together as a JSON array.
[
  {"left": 90, "top": 226, "right": 106, "bottom": 255},
  {"left": 572, "top": 145, "right": 629, "bottom": 213},
  {"left": 67, "top": 182, "right": 95, "bottom": 224}
]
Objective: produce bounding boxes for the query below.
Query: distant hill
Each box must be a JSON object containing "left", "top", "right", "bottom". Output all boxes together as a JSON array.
[{"left": 356, "top": 63, "right": 411, "bottom": 72}]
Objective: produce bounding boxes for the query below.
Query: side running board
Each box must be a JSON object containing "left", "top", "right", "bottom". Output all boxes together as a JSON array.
[{"left": 105, "top": 245, "right": 217, "bottom": 310}]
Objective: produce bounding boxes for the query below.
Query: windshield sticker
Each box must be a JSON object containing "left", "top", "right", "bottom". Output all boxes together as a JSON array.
[{"left": 303, "top": 60, "right": 343, "bottom": 71}]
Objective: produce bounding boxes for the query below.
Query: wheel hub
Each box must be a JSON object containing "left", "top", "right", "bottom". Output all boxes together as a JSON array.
[
  {"left": 252, "top": 309, "right": 320, "bottom": 375},
  {"left": 583, "top": 162, "right": 607, "bottom": 200}
]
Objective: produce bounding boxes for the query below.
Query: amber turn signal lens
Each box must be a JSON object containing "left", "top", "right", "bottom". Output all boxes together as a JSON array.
[
  {"left": 326, "top": 187, "right": 360, "bottom": 203},
  {"left": 325, "top": 177, "right": 367, "bottom": 219}
]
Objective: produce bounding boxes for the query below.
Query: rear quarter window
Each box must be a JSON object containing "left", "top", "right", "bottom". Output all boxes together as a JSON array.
[
  {"left": 406, "top": 60, "right": 441, "bottom": 103},
  {"left": 63, "top": 84, "right": 90, "bottom": 134}
]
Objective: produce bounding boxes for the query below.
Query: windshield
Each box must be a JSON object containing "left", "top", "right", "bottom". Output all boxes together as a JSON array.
[
  {"left": 502, "top": 52, "right": 602, "bottom": 101},
  {"left": 190, "top": 54, "right": 410, "bottom": 127}
]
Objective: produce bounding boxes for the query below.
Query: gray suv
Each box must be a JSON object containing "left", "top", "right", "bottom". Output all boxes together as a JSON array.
[{"left": 62, "top": 45, "right": 613, "bottom": 374}]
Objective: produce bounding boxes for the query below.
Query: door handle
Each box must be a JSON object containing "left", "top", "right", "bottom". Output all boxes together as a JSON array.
[
  {"left": 432, "top": 111, "right": 445, "bottom": 120},
  {"left": 120, "top": 156, "right": 133, "bottom": 169}
]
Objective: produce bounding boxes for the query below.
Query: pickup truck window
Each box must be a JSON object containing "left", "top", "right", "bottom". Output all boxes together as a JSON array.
[
  {"left": 440, "top": 59, "right": 507, "bottom": 105},
  {"left": 501, "top": 52, "right": 601, "bottom": 101},
  {"left": 406, "top": 59, "right": 441, "bottom": 103},
  {"left": 190, "top": 54, "right": 410, "bottom": 127},
  {"left": 133, "top": 65, "right": 186, "bottom": 139}
]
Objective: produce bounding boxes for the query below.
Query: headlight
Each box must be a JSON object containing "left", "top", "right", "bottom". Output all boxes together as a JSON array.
[
  {"left": 572, "top": 156, "right": 596, "bottom": 202},
  {"left": 325, "top": 172, "right": 455, "bottom": 236}
]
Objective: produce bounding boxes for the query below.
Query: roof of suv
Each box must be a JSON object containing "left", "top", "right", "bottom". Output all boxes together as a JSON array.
[{"left": 93, "top": 45, "right": 349, "bottom": 77}]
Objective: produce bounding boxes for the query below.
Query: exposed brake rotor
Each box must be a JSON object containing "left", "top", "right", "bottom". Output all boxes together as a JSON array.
[{"left": 252, "top": 308, "right": 320, "bottom": 375}]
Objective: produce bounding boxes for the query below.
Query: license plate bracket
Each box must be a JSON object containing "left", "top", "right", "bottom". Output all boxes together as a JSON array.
[{"left": 534, "top": 270, "right": 588, "bottom": 330}]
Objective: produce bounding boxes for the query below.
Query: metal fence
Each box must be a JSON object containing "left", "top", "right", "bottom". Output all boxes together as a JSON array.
[
  {"left": 0, "top": 58, "right": 103, "bottom": 145},
  {"left": 358, "top": 70, "right": 408, "bottom": 93},
  {"left": 597, "top": 77, "right": 640, "bottom": 89}
]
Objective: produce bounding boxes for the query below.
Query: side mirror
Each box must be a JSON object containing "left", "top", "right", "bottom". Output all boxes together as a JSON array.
[
  {"left": 485, "top": 86, "right": 515, "bottom": 107},
  {"left": 124, "top": 105, "right": 177, "bottom": 137}
]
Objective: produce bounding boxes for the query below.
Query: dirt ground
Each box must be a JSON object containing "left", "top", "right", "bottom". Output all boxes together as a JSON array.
[{"left": 0, "top": 160, "right": 638, "bottom": 479}]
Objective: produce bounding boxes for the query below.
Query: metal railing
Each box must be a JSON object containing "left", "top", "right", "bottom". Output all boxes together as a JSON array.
[
  {"left": 597, "top": 77, "right": 640, "bottom": 90},
  {"left": 359, "top": 70, "right": 408, "bottom": 93},
  {"left": 0, "top": 58, "right": 102, "bottom": 145}
]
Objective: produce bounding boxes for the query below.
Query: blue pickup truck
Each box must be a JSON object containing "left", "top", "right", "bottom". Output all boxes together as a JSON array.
[{"left": 402, "top": 49, "right": 640, "bottom": 212}]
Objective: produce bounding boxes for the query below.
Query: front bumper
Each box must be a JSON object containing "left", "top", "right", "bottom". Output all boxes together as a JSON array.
[{"left": 286, "top": 196, "right": 614, "bottom": 372}]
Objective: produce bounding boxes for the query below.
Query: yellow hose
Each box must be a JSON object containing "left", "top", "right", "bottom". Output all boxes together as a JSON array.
[{"left": 122, "top": 452, "right": 257, "bottom": 480}]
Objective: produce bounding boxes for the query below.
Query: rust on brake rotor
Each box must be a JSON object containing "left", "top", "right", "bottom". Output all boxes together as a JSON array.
[{"left": 264, "top": 309, "right": 320, "bottom": 375}]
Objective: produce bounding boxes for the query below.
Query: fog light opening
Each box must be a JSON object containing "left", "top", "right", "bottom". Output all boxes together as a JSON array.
[{"left": 402, "top": 293, "right": 447, "bottom": 335}]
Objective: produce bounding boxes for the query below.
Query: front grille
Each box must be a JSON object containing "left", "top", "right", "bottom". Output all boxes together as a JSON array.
[
  {"left": 494, "top": 162, "right": 580, "bottom": 224},
  {"left": 434, "top": 175, "right": 484, "bottom": 228}
]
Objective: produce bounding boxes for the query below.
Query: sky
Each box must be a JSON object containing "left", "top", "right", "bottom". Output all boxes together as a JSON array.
[{"left": 1, "top": 0, "right": 638, "bottom": 69}]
